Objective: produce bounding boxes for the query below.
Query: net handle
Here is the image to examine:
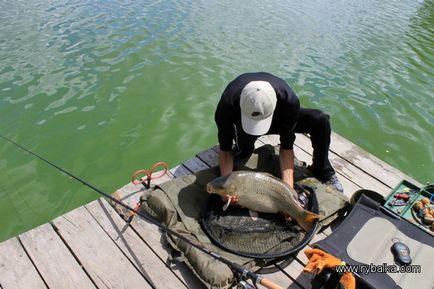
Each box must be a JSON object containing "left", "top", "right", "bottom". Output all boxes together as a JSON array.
[{"left": 260, "top": 277, "right": 284, "bottom": 289}]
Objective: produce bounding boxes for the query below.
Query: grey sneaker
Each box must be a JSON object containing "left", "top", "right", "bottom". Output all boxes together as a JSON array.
[{"left": 325, "top": 174, "right": 344, "bottom": 193}]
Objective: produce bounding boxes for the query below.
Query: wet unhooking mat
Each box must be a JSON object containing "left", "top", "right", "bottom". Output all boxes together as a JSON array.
[{"left": 138, "top": 145, "right": 349, "bottom": 288}]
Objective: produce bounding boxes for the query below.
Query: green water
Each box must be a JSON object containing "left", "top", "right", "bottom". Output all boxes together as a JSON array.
[{"left": 0, "top": 0, "right": 433, "bottom": 242}]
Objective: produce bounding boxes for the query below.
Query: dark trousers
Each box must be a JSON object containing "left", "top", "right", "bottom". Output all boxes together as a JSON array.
[{"left": 233, "top": 108, "right": 335, "bottom": 180}]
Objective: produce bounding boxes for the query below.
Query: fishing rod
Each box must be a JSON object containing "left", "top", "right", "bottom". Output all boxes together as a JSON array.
[{"left": 0, "top": 134, "right": 284, "bottom": 289}]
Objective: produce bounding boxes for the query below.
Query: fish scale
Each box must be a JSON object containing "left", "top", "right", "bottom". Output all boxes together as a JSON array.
[{"left": 236, "top": 172, "right": 293, "bottom": 213}]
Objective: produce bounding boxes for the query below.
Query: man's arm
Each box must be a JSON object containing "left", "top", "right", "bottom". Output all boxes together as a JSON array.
[
  {"left": 215, "top": 98, "right": 235, "bottom": 177},
  {"left": 279, "top": 147, "right": 295, "bottom": 188},
  {"left": 219, "top": 150, "right": 233, "bottom": 176}
]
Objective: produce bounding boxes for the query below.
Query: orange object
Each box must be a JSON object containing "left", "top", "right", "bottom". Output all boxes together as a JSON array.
[
  {"left": 128, "top": 202, "right": 142, "bottom": 220},
  {"left": 421, "top": 197, "right": 430, "bottom": 206},
  {"left": 131, "top": 161, "right": 169, "bottom": 187},
  {"left": 394, "top": 194, "right": 410, "bottom": 200},
  {"left": 304, "top": 248, "right": 356, "bottom": 289}
]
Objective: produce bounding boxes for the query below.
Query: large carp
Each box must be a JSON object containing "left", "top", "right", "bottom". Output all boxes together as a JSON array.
[{"left": 206, "top": 171, "right": 321, "bottom": 232}]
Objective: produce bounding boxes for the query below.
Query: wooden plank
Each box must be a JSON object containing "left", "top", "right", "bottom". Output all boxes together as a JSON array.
[
  {"left": 279, "top": 260, "right": 312, "bottom": 289},
  {"left": 257, "top": 134, "right": 280, "bottom": 147},
  {"left": 52, "top": 206, "right": 152, "bottom": 289},
  {"left": 0, "top": 238, "right": 47, "bottom": 289},
  {"left": 291, "top": 227, "right": 334, "bottom": 267},
  {"left": 170, "top": 165, "right": 191, "bottom": 178},
  {"left": 196, "top": 146, "right": 220, "bottom": 167},
  {"left": 330, "top": 132, "right": 421, "bottom": 187},
  {"left": 182, "top": 157, "right": 210, "bottom": 173},
  {"left": 19, "top": 223, "right": 96, "bottom": 289},
  {"left": 294, "top": 134, "right": 391, "bottom": 195},
  {"left": 319, "top": 222, "right": 335, "bottom": 237},
  {"left": 85, "top": 199, "right": 187, "bottom": 289},
  {"left": 295, "top": 245, "right": 311, "bottom": 266},
  {"left": 294, "top": 229, "right": 338, "bottom": 268}
]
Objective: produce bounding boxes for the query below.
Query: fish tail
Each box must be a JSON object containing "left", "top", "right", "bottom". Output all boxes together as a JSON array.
[{"left": 298, "top": 211, "right": 321, "bottom": 232}]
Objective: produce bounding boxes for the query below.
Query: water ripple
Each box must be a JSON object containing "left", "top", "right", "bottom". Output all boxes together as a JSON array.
[{"left": 0, "top": 0, "right": 433, "bottom": 242}]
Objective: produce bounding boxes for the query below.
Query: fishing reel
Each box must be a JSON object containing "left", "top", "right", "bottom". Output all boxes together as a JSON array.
[
  {"left": 295, "top": 184, "right": 311, "bottom": 208},
  {"left": 234, "top": 270, "right": 258, "bottom": 289}
]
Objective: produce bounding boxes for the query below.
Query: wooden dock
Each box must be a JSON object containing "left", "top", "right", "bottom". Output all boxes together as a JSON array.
[{"left": 0, "top": 133, "right": 420, "bottom": 289}]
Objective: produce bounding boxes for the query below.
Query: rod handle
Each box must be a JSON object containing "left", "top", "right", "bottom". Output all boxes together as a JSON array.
[{"left": 260, "top": 277, "right": 284, "bottom": 289}]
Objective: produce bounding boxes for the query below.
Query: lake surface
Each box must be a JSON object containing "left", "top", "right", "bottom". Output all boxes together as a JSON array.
[{"left": 0, "top": 0, "right": 433, "bottom": 242}]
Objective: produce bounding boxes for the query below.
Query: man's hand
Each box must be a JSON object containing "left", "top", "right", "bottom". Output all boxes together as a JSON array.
[
  {"left": 279, "top": 148, "right": 295, "bottom": 189},
  {"left": 282, "top": 174, "right": 294, "bottom": 189},
  {"left": 219, "top": 150, "right": 233, "bottom": 177},
  {"left": 218, "top": 150, "right": 236, "bottom": 203}
]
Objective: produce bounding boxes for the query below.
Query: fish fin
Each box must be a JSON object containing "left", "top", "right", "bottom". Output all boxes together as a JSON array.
[
  {"left": 249, "top": 210, "right": 259, "bottom": 221},
  {"left": 222, "top": 197, "right": 232, "bottom": 211},
  {"left": 297, "top": 210, "right": 321, "bottom": 232}
]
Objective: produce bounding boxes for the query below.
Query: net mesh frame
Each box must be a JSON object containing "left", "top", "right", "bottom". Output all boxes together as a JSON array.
[{"left": 200, "top": 188, "right": 319, "bottom": 259}]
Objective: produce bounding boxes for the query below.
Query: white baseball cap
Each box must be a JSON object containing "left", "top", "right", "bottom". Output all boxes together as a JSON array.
[{"left": 240, "top": 81, "right": 277, "bottom": 136}]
